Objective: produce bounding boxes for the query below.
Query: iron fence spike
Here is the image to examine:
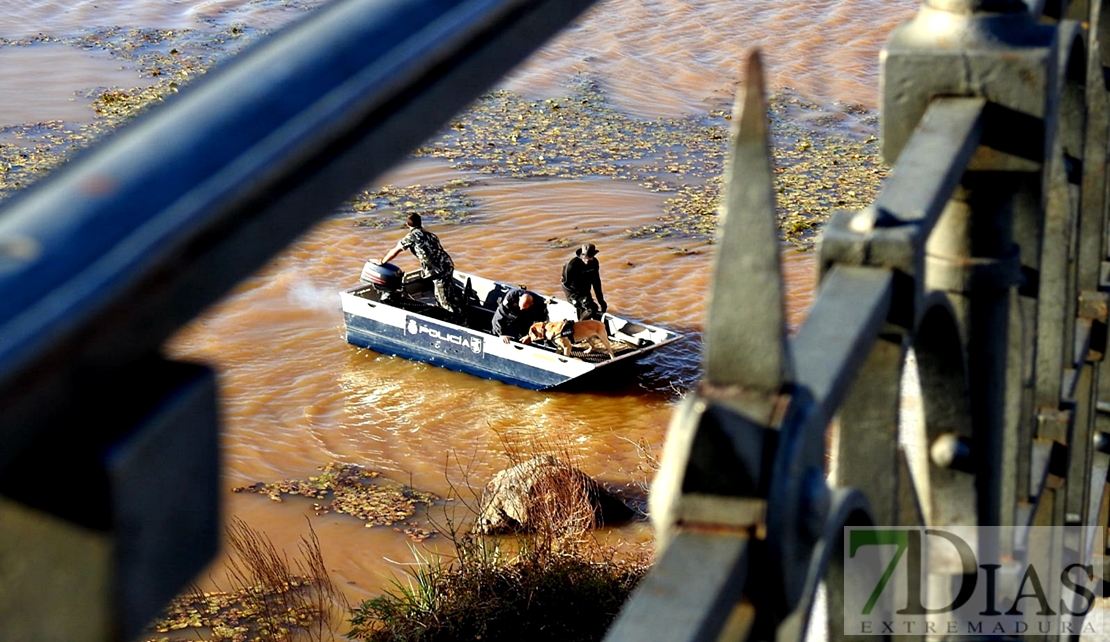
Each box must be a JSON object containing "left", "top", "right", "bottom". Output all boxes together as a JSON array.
[{"left": 705, "top": 49, "right": 793, "bottom": 392}]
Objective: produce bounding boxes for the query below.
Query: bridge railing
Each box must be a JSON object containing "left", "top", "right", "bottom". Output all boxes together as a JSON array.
[
  {"left": 0, "top": 0, "right": 598, "bottom": 639},
  {"left": 605, "top": 0, "right": 1110, "bottom": 640}
]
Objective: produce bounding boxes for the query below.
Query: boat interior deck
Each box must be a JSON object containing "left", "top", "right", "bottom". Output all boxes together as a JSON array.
[{"left": 350, "top": 275, "right": 649, "bottom": 360}]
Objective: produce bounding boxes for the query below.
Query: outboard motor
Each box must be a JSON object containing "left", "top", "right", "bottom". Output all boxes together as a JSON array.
[{"left": 360, "top": 261, "right": 404, "bottom": 291}]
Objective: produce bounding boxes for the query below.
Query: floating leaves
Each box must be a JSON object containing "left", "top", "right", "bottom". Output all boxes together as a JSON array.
[
  {"left": 147, "top": 584, "right": 315, "bottom": 642},
  {"left": 233, "top": 462, "right": 439, "bottom": 534},
  {"left": 0, "top": 18, "right": 304, "bottom": 202},
  {"left": 0, "top": 22, "right": 888, "bottom": 252},
  {"left": 141, "top": 517, "right": 344, "bottom": 642},
  {"left": 350, "top": 179, "right": 481, "bottom": 226},
  {"left": 416, "top": 79, "right": 723, "bottom": 185},
  {"left": 395, "top": 521, "right": 435, "bottom": 542},
  {"left": 401, "top": 78, "right": 886, "bottom": 249},
  {"left": 0, "top": 133, "right": 73, "bottom": 200}
]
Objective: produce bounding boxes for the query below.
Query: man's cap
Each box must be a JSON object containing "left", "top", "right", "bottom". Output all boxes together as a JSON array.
[{"left": 576, "top": 243, "right": 598, "bottom": 257}]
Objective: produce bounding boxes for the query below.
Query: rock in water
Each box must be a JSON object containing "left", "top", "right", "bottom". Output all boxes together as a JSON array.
[{"left": 475, "top": 455, "right": 635, "bottom": 535}]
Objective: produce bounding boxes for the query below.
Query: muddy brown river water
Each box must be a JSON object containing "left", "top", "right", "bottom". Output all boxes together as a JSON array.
[{"left": 0, "top": 0, "right": 920, "bottom": 636}]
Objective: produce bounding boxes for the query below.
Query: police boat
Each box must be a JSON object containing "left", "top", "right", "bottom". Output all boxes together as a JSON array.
[{"left": 340, "top": 261, "right": 683, "bottom": 390}]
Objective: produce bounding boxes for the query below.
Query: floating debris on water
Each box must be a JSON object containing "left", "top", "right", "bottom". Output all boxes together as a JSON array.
[
  {"left": 141, "top": 516, "right": 343, "bottom": 642},
  {"left": 352, "top": 179, "right": 482, "bottom": 227},
  {"left": 233, "top": 462, "right": 438, "bottom": 537},
  {"left": 1, "top": 25, "right": 888, "bottom": 251}
]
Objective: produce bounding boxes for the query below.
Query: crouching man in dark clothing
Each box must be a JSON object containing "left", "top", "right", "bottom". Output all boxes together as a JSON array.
[
  {"left": 491, "top": 287, "right": 548, "bottom": 342},
  {"left": 561, "top": 243, "right": 606, "bottom": 321}
]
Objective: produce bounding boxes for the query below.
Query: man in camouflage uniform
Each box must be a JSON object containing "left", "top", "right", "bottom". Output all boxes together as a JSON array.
[{"left": 381, "top": 213, "right": 461, "bottom": 315}]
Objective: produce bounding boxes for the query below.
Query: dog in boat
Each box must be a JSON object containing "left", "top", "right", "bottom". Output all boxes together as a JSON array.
[{"left": 523, "top": 319, "right": 614, "bottom": 359}]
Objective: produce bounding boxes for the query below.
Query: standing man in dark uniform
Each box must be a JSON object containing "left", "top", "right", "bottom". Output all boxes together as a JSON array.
[
  {"left": 380, "top": 213, "right": 460, "bottom": 314},
  {"left": 491, "top": 287, "right": 548, "bottom": 342},
  {"left": 561, "top": 243, "right": 607, "bottom": 321}
]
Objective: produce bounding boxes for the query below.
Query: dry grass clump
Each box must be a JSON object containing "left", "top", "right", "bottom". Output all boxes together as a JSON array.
[
  {"left": 142, "top": 517, "right": 346, "bottom": 642},
  {"left": 347, "top": 541, "right": 646, "bottom": 642},
  {"left": 345, "top": 440, "right": 651, "bottom": 642}
]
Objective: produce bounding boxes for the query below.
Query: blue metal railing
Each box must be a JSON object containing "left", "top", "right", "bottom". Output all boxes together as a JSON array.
[{"left": 0, "top": 0, "right": 597, "bottom": 638}]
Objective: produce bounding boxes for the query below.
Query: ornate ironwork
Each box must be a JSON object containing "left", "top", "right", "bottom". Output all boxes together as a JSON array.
[{"left": 607, "top": 1, "right": 1110, "bottom": 640}]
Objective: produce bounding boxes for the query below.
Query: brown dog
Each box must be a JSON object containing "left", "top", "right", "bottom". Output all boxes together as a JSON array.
[{"left": 523, "top": 319, "right": 614, "bottom": 359}]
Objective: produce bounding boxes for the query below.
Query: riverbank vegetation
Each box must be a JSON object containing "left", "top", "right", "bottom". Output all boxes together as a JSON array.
[
  {"left": 347, "top": 538, "right": 647, "bottom": 642},
  {"left": 142, "top": 518, "right": 346, "bottom": 642},
  {"left": 346, "top": 448, "right": 651, "bottom": 642},
  {"left": 141, "top": 447, "right": 651, "bottom": 642}
]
